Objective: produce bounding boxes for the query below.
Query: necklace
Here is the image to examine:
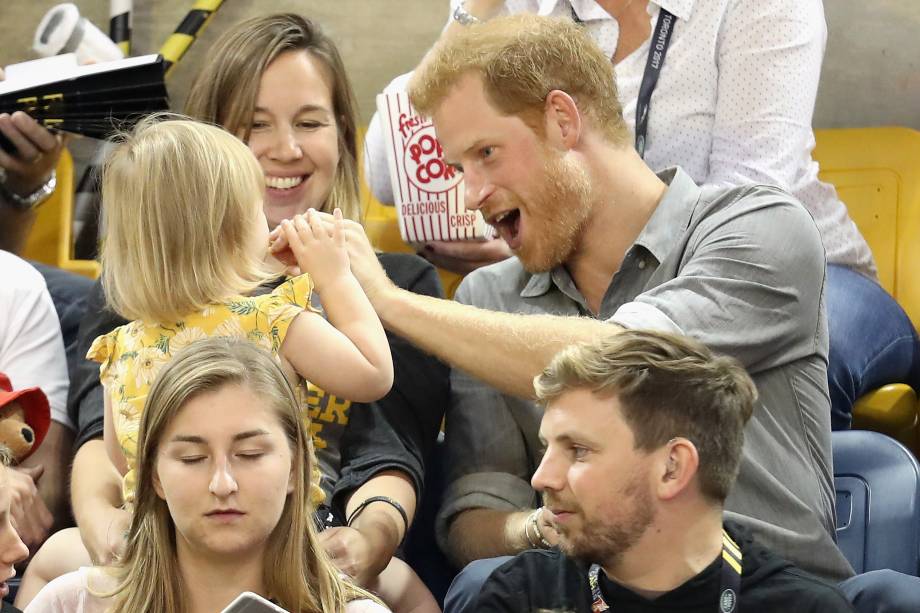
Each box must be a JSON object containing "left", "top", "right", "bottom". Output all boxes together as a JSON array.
[{"left": 588, "top": 528, "right": 743, "bottom": 613}]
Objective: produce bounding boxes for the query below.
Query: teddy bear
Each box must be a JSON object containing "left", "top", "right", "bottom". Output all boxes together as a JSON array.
[{"left": 0, "top": 373, "right": 51, "bottom": 463}]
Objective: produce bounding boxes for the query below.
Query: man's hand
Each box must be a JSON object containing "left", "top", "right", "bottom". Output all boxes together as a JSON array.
[
  {"left": 7, "top": 464, "right": 53, "bottom": 550},
  {"left": 80, "top": 504, "right": 130, "bottom": 565},
  {"left": 535, "top": 506, "right": 561, "bottom": 547},
  {"left": 418, "top": 237, "right": 512, "bottom": 274},
  {"left": 318, "top": 525, "right": 386, "bottom": 586},
  {"left": 513, "top": 507, "right": 561, "bottom": 552}
]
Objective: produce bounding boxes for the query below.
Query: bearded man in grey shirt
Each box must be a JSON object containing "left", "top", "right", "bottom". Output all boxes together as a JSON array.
[{"left": 287, "top": 10, "right": 861, "bottom": 598}]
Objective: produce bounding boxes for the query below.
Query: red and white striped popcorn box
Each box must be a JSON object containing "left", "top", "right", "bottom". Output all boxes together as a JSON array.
[{"left": 377, "top": 91, "right": 494, "bottom": 243}]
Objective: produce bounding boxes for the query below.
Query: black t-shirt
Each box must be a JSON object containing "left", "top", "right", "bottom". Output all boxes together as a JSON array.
[
  {"left": 473, "top": 521, "right": 854, "bottom": 612},
  {"left": 67, "top": 252, "right": 450, "bottom": 521}
]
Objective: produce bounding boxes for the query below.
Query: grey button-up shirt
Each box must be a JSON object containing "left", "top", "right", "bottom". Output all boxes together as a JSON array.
[{"left": 439, "top": 167, "right": 853, "bottom": 582}]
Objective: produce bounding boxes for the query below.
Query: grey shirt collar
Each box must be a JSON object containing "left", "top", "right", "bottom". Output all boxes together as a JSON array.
[{"left": 520, "top": 166, "right": 699, "bottom": 300}]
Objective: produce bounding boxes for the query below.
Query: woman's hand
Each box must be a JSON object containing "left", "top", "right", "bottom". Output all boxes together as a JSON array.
[
  {"left": 268, "top": 228, "right": 300, "bottom": 277},
  {"left": 6, "top": 465, "right": 53, "bottom": 550},
  {"left": 318, "top": 526, "right": 387, "bottom": 586},
  {"left": 276, "top": 208, "right": 349, "bottom": 293},
  {"left": 81, "top": 504, "right": 130, "bottom": 565}
]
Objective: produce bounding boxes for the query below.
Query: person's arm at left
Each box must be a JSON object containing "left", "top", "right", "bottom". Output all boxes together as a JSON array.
[
  {"left": 0, "top": 256, "right": 73, "bottom": 545},
  {"left": 0, "top": 67, "right": 64, "bottom": 254},
  {"left": 16, "top": 422, "right": 72, "bottom": 535},
  {"left": 705, "top": 0, "right": 826, "bottom": 189}
]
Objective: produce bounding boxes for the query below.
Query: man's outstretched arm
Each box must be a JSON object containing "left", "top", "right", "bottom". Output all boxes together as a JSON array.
[{"left": 274, "top": 213, "right": 614, "bottom": 398}]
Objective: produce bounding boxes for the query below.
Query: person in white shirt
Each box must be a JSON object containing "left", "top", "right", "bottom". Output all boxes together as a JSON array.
[
  {"left": 0, "top": 251, "right": 74, "bottom": 551},
  {"left": 24, "top": 337, "right": 389, "bottom": 613},
  {"left": 363, "top": 0, "right": 920, "bottom": 429}
]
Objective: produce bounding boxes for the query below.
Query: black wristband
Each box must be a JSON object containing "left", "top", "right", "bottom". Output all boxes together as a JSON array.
[{"left": 346, "top": 495, "right": 410, "bottom": 546}]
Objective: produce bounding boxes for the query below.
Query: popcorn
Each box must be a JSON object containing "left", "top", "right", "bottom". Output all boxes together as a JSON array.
[{"left": 376, "top": 92, "right": 493, "bottom": 243}]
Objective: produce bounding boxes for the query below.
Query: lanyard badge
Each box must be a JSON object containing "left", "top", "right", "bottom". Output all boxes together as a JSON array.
[{"left": 569, "top": 4, "right": 677, "bottom": 159}]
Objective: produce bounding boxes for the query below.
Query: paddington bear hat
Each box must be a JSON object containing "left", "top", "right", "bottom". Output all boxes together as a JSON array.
[{"left": 0, "top": 373, "right": 51, "bottom": 454}]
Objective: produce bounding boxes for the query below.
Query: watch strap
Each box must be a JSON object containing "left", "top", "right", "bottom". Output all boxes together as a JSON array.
[{"left": 0, "top": 169, "right": 57, "bottom": 211}]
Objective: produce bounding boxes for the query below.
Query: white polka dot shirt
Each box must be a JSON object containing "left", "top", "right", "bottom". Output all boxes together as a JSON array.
[{"left": 366, "top": 0, "right": 875, "bottom": 276}]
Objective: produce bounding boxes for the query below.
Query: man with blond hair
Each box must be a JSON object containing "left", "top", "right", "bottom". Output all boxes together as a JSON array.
[
  {"left": 473, "top": 330, "right": 853, "bottom": 612},
  {"left": 311, "top": 12, "right": 917, "bottom": 612}
]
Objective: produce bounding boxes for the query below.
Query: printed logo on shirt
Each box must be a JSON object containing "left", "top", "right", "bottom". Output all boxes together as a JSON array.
[
  {"left": 719, "top": 588, "right": 737, "bottom": 613},
  {"left": 302, "top": 382, "right": 352, "bottom": 450}
]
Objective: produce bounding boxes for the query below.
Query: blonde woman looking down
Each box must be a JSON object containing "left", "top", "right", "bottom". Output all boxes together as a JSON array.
[{"left": 25, "top": 337, "right": 388, "bottom": 613}]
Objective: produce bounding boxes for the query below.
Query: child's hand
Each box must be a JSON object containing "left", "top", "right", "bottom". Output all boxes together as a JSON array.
[
  {"left": 279, "top": 208, "right": 350, "bottom": 292},
  {"left": 269, "top": 226, "right": 301, "bottom": 277}
]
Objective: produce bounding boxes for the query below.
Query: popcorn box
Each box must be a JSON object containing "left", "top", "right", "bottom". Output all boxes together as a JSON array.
[{"left": 376, "top": 91, "right": 493, "bottom": 242}]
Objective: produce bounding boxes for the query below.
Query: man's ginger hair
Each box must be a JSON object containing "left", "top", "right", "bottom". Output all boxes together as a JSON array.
[{"left": 409, "top": 14, "right": 631, "bottom": 145}]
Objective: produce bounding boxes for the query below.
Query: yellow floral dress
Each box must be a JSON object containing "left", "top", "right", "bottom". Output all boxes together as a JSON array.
[{"left": 87, "top": 274, "right": 325, "bottom": 506}]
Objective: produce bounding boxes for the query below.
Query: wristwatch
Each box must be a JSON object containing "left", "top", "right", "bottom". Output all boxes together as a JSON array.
[
  {"left": 453, "top": 2, "right": 483, "bottom": 26},
  {"left": 0, "top": 168, "right": 57, "bottom": 211}
]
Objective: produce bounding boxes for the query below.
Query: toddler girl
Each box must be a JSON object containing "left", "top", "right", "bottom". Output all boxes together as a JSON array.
[{"left": 91, "top": 115, "right": 392, "bottom": 503}]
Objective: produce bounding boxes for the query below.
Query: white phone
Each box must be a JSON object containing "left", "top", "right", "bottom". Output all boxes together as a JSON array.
[{"left": 221, "top": 591, "right": 290, "bottom": 613}]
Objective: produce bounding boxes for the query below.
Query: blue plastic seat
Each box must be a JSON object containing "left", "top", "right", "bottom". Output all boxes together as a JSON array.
[{"left": 833, "top": 430, "right": 920, "bottom": 576}]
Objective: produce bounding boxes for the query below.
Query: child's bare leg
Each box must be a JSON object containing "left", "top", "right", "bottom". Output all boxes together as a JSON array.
[
  {"left": 367, "top": 557, "right": 441, "bottom": 613},
  {"left": 14, "top": 527, "right": 91, "bottom": 608}
]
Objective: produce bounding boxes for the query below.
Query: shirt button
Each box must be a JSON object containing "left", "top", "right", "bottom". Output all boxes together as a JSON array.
[{"left": 638, "top": 259, "right": 647, "bottom": 270}]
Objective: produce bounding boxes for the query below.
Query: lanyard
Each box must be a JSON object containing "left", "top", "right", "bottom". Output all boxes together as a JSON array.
[
  {"left": 570, "top": 4, "right": 677, "bottom": 158},
  {"left": 588, "top": 528, "right": 743, "bottom": 612}
]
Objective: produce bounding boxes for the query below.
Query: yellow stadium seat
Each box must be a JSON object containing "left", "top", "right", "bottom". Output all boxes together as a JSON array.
[
  {"left": 814, "top": 127, "right": 920, "bottom": 451},
  {"left": 357, "top": 127, "right": 465, "bottom": 298},
  {"left": 21, "top": 148, "right": 100, "bottom": 279}
]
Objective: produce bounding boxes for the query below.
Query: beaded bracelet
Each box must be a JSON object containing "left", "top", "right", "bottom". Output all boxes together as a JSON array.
[{"left": 525, "top": 507, "right": 553, "bottom": 549}]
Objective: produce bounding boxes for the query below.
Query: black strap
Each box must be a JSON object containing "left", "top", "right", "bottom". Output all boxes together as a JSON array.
[
  {"left": 570, "top": 5, "right": 677, "bottom": 158},
  {"left": 587, "top": 528, "right": 742, "bottom": 612},
  {"left": 635, "top": 8, "right": 676, "bottom": 158},
  {"left": 346, "top": 495, "right": 410, "bottom": 546}
]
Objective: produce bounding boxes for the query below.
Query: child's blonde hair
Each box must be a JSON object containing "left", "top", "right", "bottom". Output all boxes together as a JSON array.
[{"left": 101, "top": 114, "right": 277, "bottom": 323}]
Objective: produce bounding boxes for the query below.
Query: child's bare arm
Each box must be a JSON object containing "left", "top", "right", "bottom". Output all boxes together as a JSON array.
[
  {"left": 279, "top": 210, "right": 393, "bottom": 402},
  {"left": 102, "top": 388, "right": 129, "bottom": 476}
]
